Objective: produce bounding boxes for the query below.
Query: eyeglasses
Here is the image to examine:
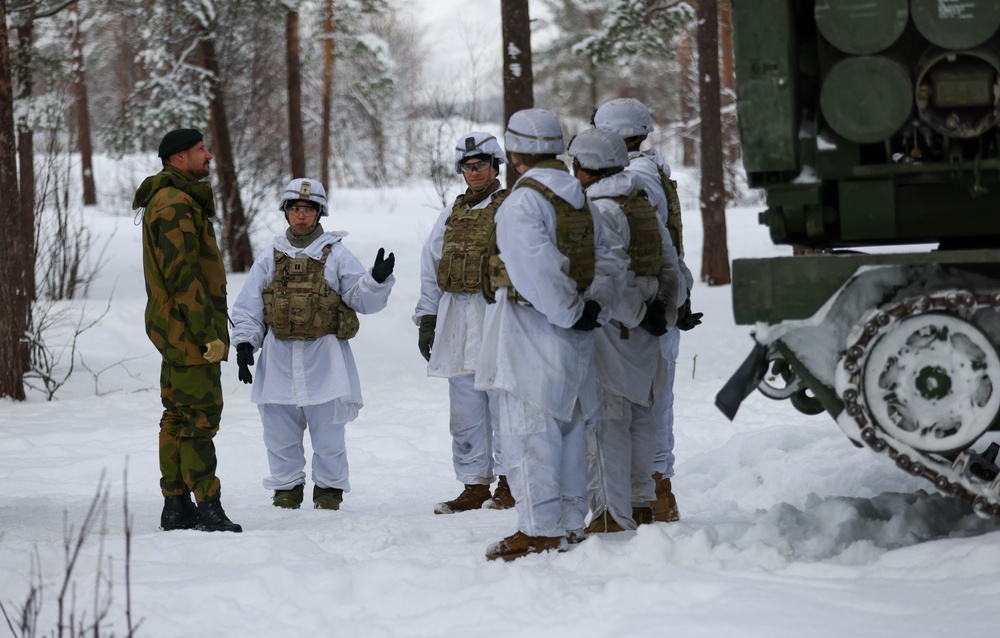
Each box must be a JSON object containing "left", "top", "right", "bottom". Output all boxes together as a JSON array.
[
  {"left": 287, "top": 205, "right": 318, "bottom": 217},
  {"left": 461, "top": 160, "right": 491, "bottom": 174}
]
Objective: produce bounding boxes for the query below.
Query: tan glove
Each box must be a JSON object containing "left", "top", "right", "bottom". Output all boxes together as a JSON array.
[{"left": 203, "top": 338, "right": 226, "bottom": 363}]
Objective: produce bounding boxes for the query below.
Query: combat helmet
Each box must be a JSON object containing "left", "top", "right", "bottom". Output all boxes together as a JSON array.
[
  {"left": 455, "top": 132, "right": 505, "bottom": 174},
  {"left": 505, "top": 109, "right": 565, "bottom": 155},
  {"left": 568, "top": 128, "right": 630, "bottom": 171},
  {"left": 280, "top": 178, "right": 328, "bottom": 217},
  {"left": 593, "top": 98, "right": 655, "bottom": 138}
]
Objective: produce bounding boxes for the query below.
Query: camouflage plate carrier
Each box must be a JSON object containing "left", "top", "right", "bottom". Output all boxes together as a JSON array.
[
  {"left": 657, "top": 165, "right": 684, "bottom": 254},
  {"left": 437, "top": 189, "right": 510, "bottom": 293},
  {"left": 592, "top": 189, "right": 662, "bottom": 276},
  {"left": 486, "top": 177, "right": 595, "bottom": 304},
  {"left": 262, "top": 245, "right": 359, "bottom": 341}
]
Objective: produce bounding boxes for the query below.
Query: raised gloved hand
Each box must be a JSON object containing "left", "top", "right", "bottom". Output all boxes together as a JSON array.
[
  {"left": 418, "top": 315, "right": 437, "bottom": 362},
  {"left": 236, "top": 342, "right": 255, "bottom": 384},
  {"left": 676, "top": 296, "right": 703, "bottom": 331},
  {"left": 571, "top": 299, "right": 602, "bottom": 331},
  {"left": 203, "top": 338, "right": 226, "bottom": 363},
  {"left": 372, "top": 247, "right": 395, "bottom": 284},
  {"left": 638, "top": 299, "right": 668, "bottom": 336}
]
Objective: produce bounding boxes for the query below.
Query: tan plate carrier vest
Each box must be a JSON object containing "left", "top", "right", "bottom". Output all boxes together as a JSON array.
[
  {"left": 262, "top": 245, "right": 360, "bottom": 341},
  {"left": 657, "top": 165, "right": 684, "bottom": 254},
  {"left": 437, "top": 189, "right": 510, "bottom": 293},
  {"left": 485, "top": 177, "right": 595, "bottom": 304},
  {"left": 592, "top": 189, "right": 663, "bottom": 277}
]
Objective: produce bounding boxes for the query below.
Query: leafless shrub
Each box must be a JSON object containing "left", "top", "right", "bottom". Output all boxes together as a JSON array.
[
  {"left": 0, "top": 470, "right": 140, "bottom": 638},
  {"left": 23, "top": 296, "right": 111, "bottom": 401}
]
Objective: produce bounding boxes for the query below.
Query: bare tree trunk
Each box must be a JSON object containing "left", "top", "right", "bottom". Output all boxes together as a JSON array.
[
  {"left": 15, "top": 18, "right": 35, "bottom": 374},
  {"left": 719, "top": 0, "right": 740, "bottom": 197},
  {"left": 677, "top": 30, "right": 697, "bottom": 167},
  {"left": 68, "top": 0, "right": 96, "bottom": 206},
  {"left": 0, "top": 0, "right": 26, "bottom": 400},
  {"left": 320, "top": 0, "right": 334, "bottom": 187},
  {"left": 697, "top": 0, "right": 730, "bottom": 285},
  {"left": 719, "top": 0, "right": 735, "bottom": 103},
  {"left": 286, "top": 6, "right": 305, "bottom": 179},
  {"left": 199, "top": 33, "right": 254, "bottom": 272},
  {"left": 501, "top": 0, "right": 534, "bottom": 189},
  {"left": 16, "top": 21, "right": 34, "bottom": 224}
]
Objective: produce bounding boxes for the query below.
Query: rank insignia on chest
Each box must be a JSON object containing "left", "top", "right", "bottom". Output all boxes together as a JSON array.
[{"left": 288, "top": 258, "right": 308, "bottom": 275}]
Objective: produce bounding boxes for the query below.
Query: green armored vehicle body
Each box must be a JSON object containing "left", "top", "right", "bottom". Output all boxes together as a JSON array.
[{"left": 718, "top": 0, "right": 1000, "bottom": 517}]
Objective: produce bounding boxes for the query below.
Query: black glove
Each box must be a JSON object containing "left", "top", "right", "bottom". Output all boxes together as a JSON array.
[
  {"left": 571, "top": 300, "right": 602, "bottom": 331},
  {"left": 418, "top": 314, "right": 436, "bottom": 362},
  {"left": 236, "top": 342, "right": 254, "bottom": 384},
  {"left": 372, "top": 247, "right": 395, "bottom": 284},
  {"left": 638, "top": 299, "right": 668, "bottom": 336},
  {"left": 676, "top": 296, "right": 703, "bottom": 331}
]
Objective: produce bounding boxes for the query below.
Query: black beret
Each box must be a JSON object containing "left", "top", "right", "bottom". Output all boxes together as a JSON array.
[{"left": 158, "top": 129, "right": 204, "bottom": 159}]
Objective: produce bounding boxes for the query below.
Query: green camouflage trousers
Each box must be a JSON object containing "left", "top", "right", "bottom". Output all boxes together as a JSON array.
[{"left": 159, "top": 361, "right": 224, "bottom": 502}]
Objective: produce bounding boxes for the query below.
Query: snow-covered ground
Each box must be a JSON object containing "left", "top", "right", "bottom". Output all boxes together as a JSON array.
[{"left": 1, "top": 156, "right": 998, "bottom": 638}]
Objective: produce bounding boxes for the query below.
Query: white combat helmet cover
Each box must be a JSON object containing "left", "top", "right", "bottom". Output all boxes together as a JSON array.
[
  {"left": 568, "top": 128, "right": 630, "bottom": 170},
  {"left": 504, "top": 108, "right": 565, "bottom": 155},
  {"left": 280, "top": 178, "right": 328, "bottom": 217},
  {"left": 593, "top": 98, "right": 655, "bottom": 137},
  {"left": 454, "top": 132, "right": 506, "bottom": 174}
]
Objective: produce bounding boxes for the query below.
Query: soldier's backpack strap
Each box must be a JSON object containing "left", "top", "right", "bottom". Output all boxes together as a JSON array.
[
  {"left": 591, "top": 189, "right": 662, "bottom": 277},
  {"left": 656, "top": 164, "right": 684, "bottom": 254},
  {"left": 515, "top": 177, "right": 595, "bottom": 291}
]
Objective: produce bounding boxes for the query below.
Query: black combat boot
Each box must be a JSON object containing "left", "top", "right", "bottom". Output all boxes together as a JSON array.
[
  {"left": 160, "top": 494, "right": 200, "bottom": 531},
  {"left": 273, "top": 483, "right": 305, "bottom": 509},
  {"left": 196, "top": 498, "right": 243, "bottom": 533},
  {"left": 313, "top": 486, "right": 344, "bottom": 510}
]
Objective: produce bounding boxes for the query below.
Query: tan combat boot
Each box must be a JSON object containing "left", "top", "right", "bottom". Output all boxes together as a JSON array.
[
  {"left": 485, "top": 531, "right": 566, "bottom": 561},
  {"left": 584, "top": 510, "right": 626, "bottom": 534},
  {"left": 485, "top": 475, "right": 515, "bottom": 510},
  {"left": 632, "top": 505, "right": 654, "bottom": 526},
  {"left": 434, "top": 483, "right": 491, "bottom": 514},
  {"left": 651, "top": 472, "right": 680, "bottom": 522}
]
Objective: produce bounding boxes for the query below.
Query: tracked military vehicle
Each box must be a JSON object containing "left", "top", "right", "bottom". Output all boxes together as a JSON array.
[{"left": 717, "top": 0, "right": 1000, "bottom": 517}]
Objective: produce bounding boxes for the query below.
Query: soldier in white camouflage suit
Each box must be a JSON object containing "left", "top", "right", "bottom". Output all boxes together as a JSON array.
[
  {"left": 594, "top": 98, "right": 703, "bottom": 523},
  {"left": 476, "top": 109, "right": 626, "bottom": 561},
  {"left": 231, "top": 178, "right": 395, "bottom": 511},
  {"left": 567, "top": 127, "right": 680, "bottom": 534},
  {"left": 414, "top": 132, "right": 516, "bottom": 515}
]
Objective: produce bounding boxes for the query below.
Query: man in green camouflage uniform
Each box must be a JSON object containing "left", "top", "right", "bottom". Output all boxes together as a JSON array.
[{"left": 132, "top": 128, "right": 242, "bottom": 533}]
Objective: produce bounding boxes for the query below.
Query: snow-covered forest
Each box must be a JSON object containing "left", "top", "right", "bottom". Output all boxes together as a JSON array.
[
  {"left": 0, "top": 0, "right": 741, "bottom": 397},
  {"left": 4, "top": 1, "right": 998, "bottom": 637}
]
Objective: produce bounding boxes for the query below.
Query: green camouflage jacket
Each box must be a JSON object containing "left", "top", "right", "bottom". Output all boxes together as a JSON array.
[{"left": 133, "top": 166, "right": 229, "bottom": 366}]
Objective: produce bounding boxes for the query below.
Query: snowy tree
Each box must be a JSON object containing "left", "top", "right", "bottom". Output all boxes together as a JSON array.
[
  {"left": 568, "top": 0, "right": 734, "bottom": 285},
  {"left": 573, "top": 0, "right": 692, "bottom": 63},
  {"left": 300, "top": 0, "right": 422, "bottom": 187},
  {"left": 534, "top": 0, "right": 689, "bottom": 131},
  {"left": 105, "top": 0, "right": 213, "bottom": 152},
  {"left": 534, "top": 0, "right": 617, "bottom": 119},
  {"left": 107, "top": 0, "right": 254, "bottom": 270}
]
